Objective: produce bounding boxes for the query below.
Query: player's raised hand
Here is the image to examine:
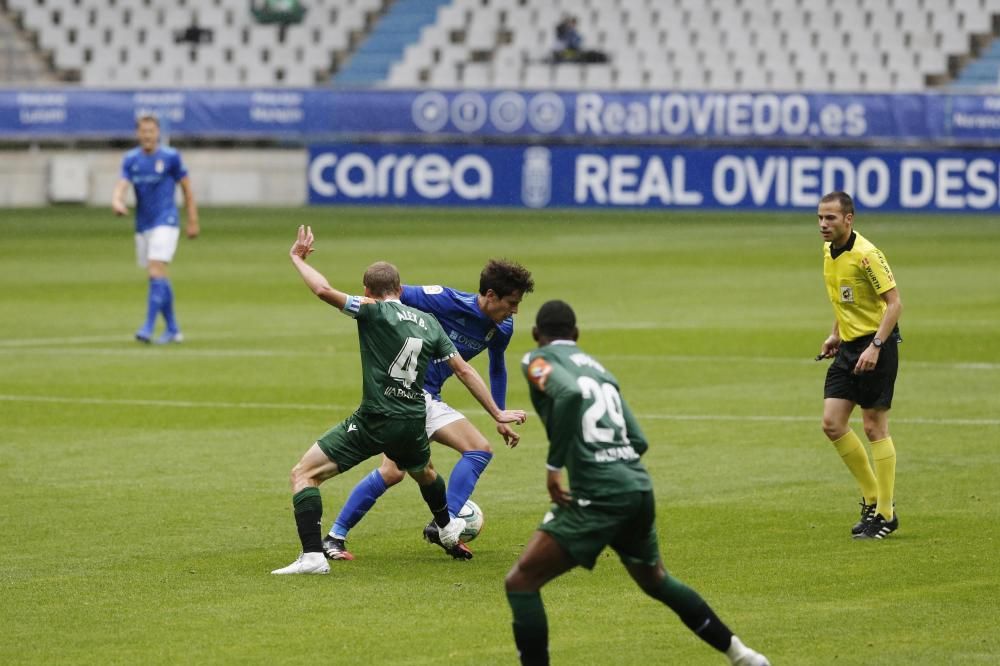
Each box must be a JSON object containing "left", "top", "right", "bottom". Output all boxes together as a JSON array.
[
  {"left": 496, "top": 422, "right": 521, "bottom": 448},
  {"left": 290, "top": 224, "right": 315, "bottom": 260}
]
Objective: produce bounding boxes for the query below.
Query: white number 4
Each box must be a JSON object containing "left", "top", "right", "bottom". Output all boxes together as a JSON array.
[{"left": 389, "top": 337, "right": 424, "bottom": 388}]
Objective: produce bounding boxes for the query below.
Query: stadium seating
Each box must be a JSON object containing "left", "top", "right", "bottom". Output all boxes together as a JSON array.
[
  {"left": 954, "top": 38, "right": 1000, "bottom": 87},
  {"left": 381, "top": 0, "right": 1000, "bottom": 92},
  {"left": 3, "top": 0, "right": 384, "bottom": 87},
  {"left": 2, "top": 0, "right": 998, "bottom": 91}
]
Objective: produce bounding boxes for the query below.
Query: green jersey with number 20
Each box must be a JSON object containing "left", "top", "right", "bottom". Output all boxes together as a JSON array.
[
  {"left": 523, "top": 340, "right": 651, "bottom": 498},
  {"left": 343, "top": 297, "right": 458, "bottom": 418}
]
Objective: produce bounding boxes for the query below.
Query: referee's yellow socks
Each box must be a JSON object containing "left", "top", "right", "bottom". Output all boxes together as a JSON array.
[
  {"left": 832, "top": 430, "right": 878, "bottom": 505},
  {"left": 870, "top": 437, "right": 897, "bottom": 520}
]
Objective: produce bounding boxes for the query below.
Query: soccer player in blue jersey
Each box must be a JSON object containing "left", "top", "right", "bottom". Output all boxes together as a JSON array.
[
  {"left": 111, "top": 114, "right": 199, "bottom": 344},
  {"left": 322, "top": 259, "right": 535, "bottom": 561}
]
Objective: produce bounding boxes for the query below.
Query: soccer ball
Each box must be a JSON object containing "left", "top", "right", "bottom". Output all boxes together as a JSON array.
[{"left": 456, "top": 500, "right": 484, "bottom": 543}]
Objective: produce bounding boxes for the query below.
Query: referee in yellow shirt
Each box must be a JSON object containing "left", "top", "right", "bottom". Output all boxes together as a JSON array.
[{"left": 817, "top": 191, "right": 902, "bottom": 540}]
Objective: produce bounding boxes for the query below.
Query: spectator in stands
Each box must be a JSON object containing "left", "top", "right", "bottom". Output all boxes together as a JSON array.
[
  {"left": 552, "top": 15, "right": 607, "bottom": 65},
  {"left": 175, "top": 20, "right": 213, "bottom": 46},
  {"left": 111, "top": 114, "right": 199, "bottom": 345},
  {"left": 251, "top": 0, "right": 306, "bottom": 40}
]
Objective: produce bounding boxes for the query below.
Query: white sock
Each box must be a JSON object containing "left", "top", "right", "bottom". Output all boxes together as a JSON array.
[{"left": 726, "top": 636, "right": 749, "bottom": 661}]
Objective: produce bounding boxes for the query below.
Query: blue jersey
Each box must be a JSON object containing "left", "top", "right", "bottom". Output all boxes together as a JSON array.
[
  {"left": 120, "top": 146, "right": 188, "bottom": 232},
  {"left": 400, "top": 285, "right": 513, "bottom": 408}
]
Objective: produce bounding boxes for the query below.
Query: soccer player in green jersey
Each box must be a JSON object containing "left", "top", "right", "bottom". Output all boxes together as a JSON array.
[
  {"left": 817, "top": 191, "right": 902, "bottom": 540},
  {"left": 505, "top": 300, "right": 769, "bottom": 666},
  {"left": 272, "top": 226, "right": 527, "bottom": 575}
]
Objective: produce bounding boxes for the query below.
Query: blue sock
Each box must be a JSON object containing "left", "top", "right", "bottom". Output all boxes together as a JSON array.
[
  {"left": 159, "top": 278, "right": 179, "bottom": 334},
  {"left": 330, "top": 469, "right": 388, "bottom": 539},
  {"left": 447, "top": 451, "right": 493, "bottom": 517},
  {"left": 139, "top": 278, "right": 166, "bottom": 336}
]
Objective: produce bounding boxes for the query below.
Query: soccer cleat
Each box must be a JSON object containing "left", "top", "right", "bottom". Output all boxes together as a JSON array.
[
  {"left": 852, "top": 499, "right": 877, "bottom": 536},
  {"left": 854, "top": 512, "right": 899, "bottom": 540},
  {"left": 322, "top": 536, "right": 355, "bottom": 561},
  {"left": 437, "top": 516, "right": 467, "bottom": 548},
  {"left": 270, "top": 551, "right": 330, "bottom": 575},
  {"left": 155, "top": 331, "right": 184, "bottom": 344},
  {"left": 135, "top": 331, "right": 152, "bottom": 344},
  {"left": 423, "top": 520, "right": 473, "bottom": 560}
]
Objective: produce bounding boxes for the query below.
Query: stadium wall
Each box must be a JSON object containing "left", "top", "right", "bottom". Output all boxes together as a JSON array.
[
  {"left": 4, "top": 88, "right": 1000, "bottom": 210},
  {"left": 0, "top": 149, "right": 305, "bottom": 207}
]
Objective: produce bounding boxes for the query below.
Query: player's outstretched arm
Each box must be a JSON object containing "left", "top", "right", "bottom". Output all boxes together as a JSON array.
[
  {"left": 447, "top": 355, "right": 527, "bottom": 425},
  {"left": 289, "top": 225, "right": 349, "bottom": 309},
  {"left": 111, "top": 179, "right": 130, "bottom": 216}
]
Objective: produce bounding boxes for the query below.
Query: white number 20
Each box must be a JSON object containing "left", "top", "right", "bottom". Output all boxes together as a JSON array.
[
  {"left": 577, "top": 376, "right": 628, "bottom": 444},
  {"left": 389, "top": 337, "right": 424, "bottom": 388}
]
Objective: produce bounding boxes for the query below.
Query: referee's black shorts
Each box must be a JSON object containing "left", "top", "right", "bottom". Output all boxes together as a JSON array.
[{"left": 824, "top": 331, "right": 900, "bottom": 409}]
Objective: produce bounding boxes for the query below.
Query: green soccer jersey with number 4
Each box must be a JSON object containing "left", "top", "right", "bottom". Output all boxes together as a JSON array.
[
  {"left": 343, "top": 296, "right": 458, "bottom": 418},
  {"left": 523, "top": 340, "right": 652, "bottom": 498}
]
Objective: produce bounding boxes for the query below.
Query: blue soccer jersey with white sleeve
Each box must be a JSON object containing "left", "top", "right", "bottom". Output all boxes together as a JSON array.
[
  {"left": 400, "top": 284, "right": 513, "bottom": 408},
  {"left": 120, "top": 146, "right": 188, "bottom": 232}
]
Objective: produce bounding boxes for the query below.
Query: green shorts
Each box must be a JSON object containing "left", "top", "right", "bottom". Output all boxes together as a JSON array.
[
  {"left": 538, "top": 490, "right": 660, "bottom": 570},
  {"left": 316, "top": 411, "right": 429, "bottom": 474}
]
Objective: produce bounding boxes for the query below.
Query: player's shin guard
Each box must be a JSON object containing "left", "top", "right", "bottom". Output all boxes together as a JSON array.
[
  {"left": 446, "top": 451, "right": 493, "bottom": 516},
  {"left": 507, "top": 591, "right": 549, "bottom": 666},
  {"left": 159, "top": 277, "right": 179, "bottom": 334},
  {"left": 331, "top": 468, "right": 387, "bottom": 538},
  {"left": 832, "top": 430, "right": 878, "bottom": 504},
  {"left": 292, "top": 487, "right": 324, "bottom": 553},
  {"left": 418, "top": 474, "right": 451, "bottom": 528},
  {"left": 870, "top": 437, "right": 896, "bottom": 521},
  {"left": 141, "top": 278, "right": 167, "bottom": 336},
  {"left": 649, "top": 574, "right": 734, "bottom": 653}
]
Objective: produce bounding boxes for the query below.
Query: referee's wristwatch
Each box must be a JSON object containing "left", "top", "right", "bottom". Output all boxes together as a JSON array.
[{"left": 872, "top": 336, "right": 883, "bottom": 349}]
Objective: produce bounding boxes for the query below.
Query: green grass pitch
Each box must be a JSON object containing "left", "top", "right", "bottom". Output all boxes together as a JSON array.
[{"left": 1, "top": 206, "right": 998, "bottom": 665}]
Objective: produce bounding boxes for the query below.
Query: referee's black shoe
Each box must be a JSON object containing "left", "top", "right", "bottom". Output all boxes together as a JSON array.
[
  {"left": 851, "top": 499, "right": 877, "bottom": 536},
  {"left": 423, "top": 521, "right": 474, "bottom": 560},
  {"left": 854, "top": 512, "right": 899, "bottom": 540}
]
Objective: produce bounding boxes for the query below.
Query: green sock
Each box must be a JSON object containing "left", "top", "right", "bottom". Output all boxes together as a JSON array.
[
  {"left": 418, "top": 474, "right": 450, "bottom": 527},
  {"left": 292, "top": 487, "right": 323, "bottom": 553},
  {"left": 507, "top": 590, "right": 549, "bottom": 665},
  {"left": 648, "top": 574, "right": 733, "bottom": 653}
]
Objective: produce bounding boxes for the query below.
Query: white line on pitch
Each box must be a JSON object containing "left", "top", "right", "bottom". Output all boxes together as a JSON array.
[
  {"left": 2, "top": 346, "right": 995, "bottom": 371},
  {"left": 1, "top": 394, "right": 996, "bottom": 427},
  {"left": 0, "top": 394, "right": 351, "bottom": 412}
]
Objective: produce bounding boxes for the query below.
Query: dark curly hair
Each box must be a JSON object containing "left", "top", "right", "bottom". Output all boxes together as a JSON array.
[{"left": 479, "top": 259, "right": 534, "bottom": 298}]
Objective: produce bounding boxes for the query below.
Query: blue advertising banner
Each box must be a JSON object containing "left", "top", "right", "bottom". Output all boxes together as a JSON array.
[
  {"left": 308, "top": 143, "right": 1000, "bottom": 212},
  {"left": 3, "top": 88, "right": 1000, "bottom": 145}
]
